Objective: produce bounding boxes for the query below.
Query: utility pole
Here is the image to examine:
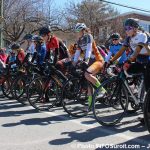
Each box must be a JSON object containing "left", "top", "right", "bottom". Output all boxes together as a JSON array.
[{"left": 0, "top": 0, "right": 4, "bottom": 48}]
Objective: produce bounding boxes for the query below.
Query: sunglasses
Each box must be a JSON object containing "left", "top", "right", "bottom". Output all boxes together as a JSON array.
[
  {"left": 112, "top": 39, "right": 119, "bottom": 41},
  {"left": 124, "top": 26, "right": 134, "bottom": 31}
]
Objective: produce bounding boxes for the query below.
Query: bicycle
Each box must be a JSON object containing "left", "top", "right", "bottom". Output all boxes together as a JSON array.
[
  {"left": 27, "top": 61, "right": 68, "bottom": 111},
  {"left": 144, "top": 88, "right": 150, "bottom": 133},
  {"left": 92, "top": 65, "right": 145, "bottom": 126},
  {"left": 61, "top": 61, "right": 119, "bottom": 118}
]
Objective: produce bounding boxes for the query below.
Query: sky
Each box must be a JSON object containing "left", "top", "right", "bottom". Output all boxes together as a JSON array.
[{"left": 54, "top": 0, "right": 150, "bottom": 14}]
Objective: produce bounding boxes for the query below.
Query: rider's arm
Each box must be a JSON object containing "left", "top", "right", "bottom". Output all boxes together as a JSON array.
[
  {"left": 85, "top": 34, "right": 93, "bottom": 63},
  {"left": 105, "top": 51, "right": 112, "bottom": 62},
  {"left": 128, "top": 45, "right": 143, "bottom": 62},
  {"left": 54, "top": 48, "right": 59, "bottom": 64},
  {"left": 85, "top": 43, "right": 92, "bottom": 63},
  {"left": 39, "top": 45, "right": 47, "bottom": 65},
  {"left": 73, "top": 49, "right": 81, "bottom": 63}
]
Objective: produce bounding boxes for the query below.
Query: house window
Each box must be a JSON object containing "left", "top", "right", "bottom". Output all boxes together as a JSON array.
[{"left": 139, "top": 22, "right": 150, "bottom": 32}]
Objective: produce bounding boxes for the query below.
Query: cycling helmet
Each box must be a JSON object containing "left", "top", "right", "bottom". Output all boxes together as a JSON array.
[
  {"left": 110, "top": 33, "right": 120, "bottom": 39},
  {"left": 124, "top": 18, "right": 139, "bottom": 28},
  {"left": 74, "top": 23, "right": 87, "bottom": 32},
  {"left": 11, "top": 43, "right": 20, "bottom": 50},
  {"left": 23, "top": 34, "right": 33, "bottom": 40},
  {"left": 32, "top": 35, "right": 43, "bottom": 42},
  {"left": 39, "top": 25, "right": 51, "bottom": 36}
]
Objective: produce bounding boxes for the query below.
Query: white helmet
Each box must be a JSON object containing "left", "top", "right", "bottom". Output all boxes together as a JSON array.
[{"left": 74, "top": 23, "right": 87, "bottom": 32}]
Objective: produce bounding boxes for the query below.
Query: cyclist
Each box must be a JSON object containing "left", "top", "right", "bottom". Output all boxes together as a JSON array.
[
  {"left": 109, "top": 18, "right": 150, "bottom": 124},
  {"left": 32, "top": 35, "right": 46, "bottom": 65},
  {"left": 11, "top": 43, "right": 25, "bottom": 66},
  {"left": 0, "top": 48, "right": 7, "bottom": 69},
  {"left": 39, "top": 26, "right": 71, "bottom": 73},
  {"left": 73, "top": 23, "right": 105, "bottom": 107},
  {"left": 23, "top": 34, "right": 35, "bottom": 55},
  {"left": 39, "top": 26, "right": 59, "bottom": 62},
  {"left": 105, "top": 33, "right": 127, "bottom": 66},
  {"left": 55, "top": 39, "right": 71, "bottom": 74},
  {"left": 6, "top": 50, "right": 16, "bottom": 69}
]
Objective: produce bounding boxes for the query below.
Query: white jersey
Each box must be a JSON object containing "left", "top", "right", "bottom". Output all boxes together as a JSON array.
[{"left": 124, "top": 32, "right": 148, "bottom": 54}]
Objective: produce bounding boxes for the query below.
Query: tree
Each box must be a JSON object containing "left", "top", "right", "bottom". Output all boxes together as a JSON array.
[
  {"left": 2, "top": 0, "right": 64, "bottom": 44},
  {"left": 64, "top": 0, "right": 119, "bottom": 43}
]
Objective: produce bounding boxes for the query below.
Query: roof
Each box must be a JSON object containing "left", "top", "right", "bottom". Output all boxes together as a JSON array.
[{"left": 106, "top": 11, "right": 150, "bottom": 20}]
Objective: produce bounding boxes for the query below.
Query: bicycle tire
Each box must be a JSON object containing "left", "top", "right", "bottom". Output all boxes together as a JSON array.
[
  {"left": 144, "top": 89, "right": 150, "bottom": 133},
  {"left": 27, "top": 76, "right": 59, "bottom": 111},
  {"left": 61, "top": 77, "right": 91, "bottom": 118},
  {"left": 93, "top": 76, "right": 128, "bottom": 126}
]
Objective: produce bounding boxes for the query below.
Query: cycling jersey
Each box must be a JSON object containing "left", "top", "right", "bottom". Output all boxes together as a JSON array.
[
  {"left": 123, "top": 32, "right": 148, "bottom": 54},
  {"left": 36, "top": 43, "right": 47, "bottom": 65},
  {"left": 0, "top": 54, "right": 7, "bottom": 63},
  {"left": 74, "top": 34, "right": 103, "bottom": 62},
  {"left": 16, "top": 49, "right": 25, "bottom": 64},
  {"left": 105, "top": 43, "right": 127, "bottom": 64},
  {"left": 46, "top": 36, "right": 59, "bottom": 51},
  {"left": 58, "top": 40, "right": 70, "bottom": 60},
  {"left": 46, "top": 36, "right": 69, "bottom": 63}
]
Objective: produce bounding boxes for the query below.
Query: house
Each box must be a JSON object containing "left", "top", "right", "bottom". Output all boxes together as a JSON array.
[{"left": 99, "top": 11, "right": 150, "bottom": 43}]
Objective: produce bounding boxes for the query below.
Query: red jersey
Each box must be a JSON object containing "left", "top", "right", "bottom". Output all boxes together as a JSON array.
[
  {"left": 17, "top": 49, "right": 25, "bottom": 63},
  {"left": 46, "top": 36, "right": 59, "bottom": 51},
  {"left": 0, "top": 54, "right": 7, "bottom": 63}
]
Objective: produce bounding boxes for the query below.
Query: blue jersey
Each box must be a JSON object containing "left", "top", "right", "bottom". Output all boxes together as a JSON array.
[
  {"left": 36, "top": 43, "right": 47, "bottom": 65},
  {"left": 110, "top": 43, "right": 127, "bottom": 64}
]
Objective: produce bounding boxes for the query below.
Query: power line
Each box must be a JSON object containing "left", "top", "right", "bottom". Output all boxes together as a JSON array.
[{"left": 99, "top": 0, "right": 150, "bottom": 13}]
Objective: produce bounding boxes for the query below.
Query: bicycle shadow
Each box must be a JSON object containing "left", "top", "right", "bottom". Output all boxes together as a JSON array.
[
  {"left": 2, "top": 113, "right": 70, "bottom": 127},
  {"left": 49, "top": 119, "right": 149, "bottom": 146},
  {"left": 95, "top": 134, "right": 150, "bottom": 150}
]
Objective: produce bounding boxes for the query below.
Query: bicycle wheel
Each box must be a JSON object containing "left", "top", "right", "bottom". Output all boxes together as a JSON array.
[
  {"left": 12, "top": 75, "right": 32, "bottom": 105},
  {"left": 1, "top": 77, "right": 14, "bottom": 99},
  {"left": 144, "top": 89, "right": 150, "bottom": 133},
  {"left": 62, "top": 77, "right": 90, "bottom": 118},
  {"left": 93, "top": 77, "right": 128, "bottom": 126},
  {"left": 27, "top": 76, "right": 59, "bottom": 111}
]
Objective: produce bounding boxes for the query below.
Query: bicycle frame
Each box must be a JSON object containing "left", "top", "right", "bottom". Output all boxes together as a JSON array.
[{"left": 120, "top": 70, "right": 144, "bottom": 106}]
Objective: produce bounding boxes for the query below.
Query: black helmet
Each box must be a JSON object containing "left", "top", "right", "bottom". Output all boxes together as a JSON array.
[
  {"left": 32, "top": 35, "right": 43, "bottom": 42},
  {"left": 11, "top": 43, "right": 20, "bottom": 50},
  {"left": 124, "top": 18, "right": 139, "bottom": 28},
  {"left": 23, "top": 34, "right": 33, "bottom": 40},
  {"left": 39, "top": 26, "right": 51, "bottom": 36},
  {"left": 111, "top": 33, "right": 120, "bottom": 39}
]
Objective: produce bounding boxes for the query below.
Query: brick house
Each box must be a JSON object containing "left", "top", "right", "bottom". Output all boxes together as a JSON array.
[{"left": 99, "top": 11, "right": 150, "bottom": 44}]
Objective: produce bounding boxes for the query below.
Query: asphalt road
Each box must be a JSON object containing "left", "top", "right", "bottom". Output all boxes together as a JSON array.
[{"left": 0, "top": 96, "right": 150, "bottom": 150}]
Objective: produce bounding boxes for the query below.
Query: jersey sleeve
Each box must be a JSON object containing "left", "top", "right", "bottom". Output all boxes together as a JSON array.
[
  {"left": 87, "top": 34, "right": 93, "bottom": 43},
  {"left": 105, "top": 51, "right": 112, "bottom": 62},
  {"left": 137, "top": 33, "right": 148, "bottom": 45},
  {"left": 85, "top": 34, "right": 93, "bottom": 60}
]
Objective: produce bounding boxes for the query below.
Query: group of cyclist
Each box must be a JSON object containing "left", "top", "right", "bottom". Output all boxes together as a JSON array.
[{"left": 0, "top": 17, "right": 150, "bottom": 132}]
